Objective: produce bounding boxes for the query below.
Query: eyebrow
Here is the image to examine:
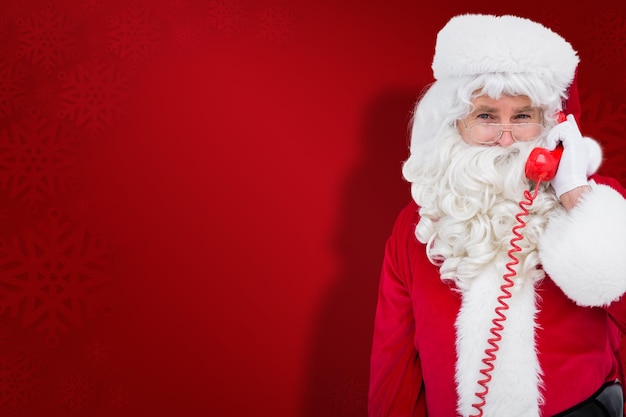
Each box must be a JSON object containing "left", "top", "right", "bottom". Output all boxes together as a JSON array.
[{"left": 472, "top": 105, "right": 536, "bottom": 112}]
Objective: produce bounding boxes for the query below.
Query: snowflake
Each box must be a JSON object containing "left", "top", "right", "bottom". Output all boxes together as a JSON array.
[
  {"left": 207, "top": 0, "right": 247, "bottom": 37},
  {"left": 58, "top": 55, "right": 130, "bottom": 138},
  {"left": 583, "top": 12, "right": 626, "bottom": 71},
  {"left": 525, "top": 12, "right": 564, "bottom": 37},
  {"left": 0, "top": 19, "right": 9, "bottom": 41},
  {"left": 173, "top": 23, "right": 202, "bottom": 50},
  {"left": 84, "top": 338, "right": 111, "bottom": 365},
  {"left": 329, "top": 375, "right": 367, "bottom": 414},
  {"left": 0, "top": 207, "right": 113, "bottom": 347},
  {"left": 34, "top": 83, "right": 54, "bottom": 102},
  {"left": 0, "top": 111, "right": 80, "bottom": 213},
  {"left": 7, "top": 1, "right": 25, "bottom": 16},
  {"left": 79, "top": 0, "right": 104, "bottom": 17},
  {"left": 0, "top": 58, "right": 27, "bottom": 120},
  {"left": 258, "top": 4, "right": 295, "bottom": 45},
  {"left": 108, "top": 386, "right": 131, "bottom": 412},
  {"left": 106, "top": 3, "right": 163, "bottom": 66},
  {"left": 16, "top": 3, "right": 76, "bottom": 72},
  {"left": 75, "top": 196, "right": 91, "bottom": 212},
  {"left": 168, "top": 0, "right": 188, "bottom": 16},
  {"left": 0, "top": 350, "right": 39, "bottom": 414},
  {"left": 60, "top": 372, "right": 96, "bottom": 412},
  {"left": 580, "top": 92, "right": 626, "bottom": 182}
]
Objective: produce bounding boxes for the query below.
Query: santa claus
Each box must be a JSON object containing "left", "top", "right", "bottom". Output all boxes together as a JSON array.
[{"left": 369, "top": 14, "right": 626, "bottom": 417}]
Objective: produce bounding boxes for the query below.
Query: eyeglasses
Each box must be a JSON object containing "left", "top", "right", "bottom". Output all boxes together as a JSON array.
[{"left": 458, "top": 120, "right": 545, "bottom": 144}]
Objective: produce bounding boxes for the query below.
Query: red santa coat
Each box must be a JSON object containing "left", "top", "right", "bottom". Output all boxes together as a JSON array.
[{"left": 369, "top": 175, "right": 626, "bottom": 416}]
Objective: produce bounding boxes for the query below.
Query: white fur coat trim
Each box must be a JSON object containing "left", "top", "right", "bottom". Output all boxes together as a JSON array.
[
  {"left": 455, "top": 263, "right": 542, "bottom": 417},
  {"left": 539, "top": 182, "right": 626, "bottom": 307}
]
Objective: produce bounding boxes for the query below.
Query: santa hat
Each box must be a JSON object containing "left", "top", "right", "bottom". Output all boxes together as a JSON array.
[
  {"left": 432, "top": 14, "right": 579, "bottom": 111},
  {"left": 433, "top": 15, "right": 578, "bottom": 84}
]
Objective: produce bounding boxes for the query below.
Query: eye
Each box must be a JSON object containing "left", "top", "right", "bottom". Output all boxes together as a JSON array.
[
  {"left": 512, "top": 113, "right": 537, "bottom": 123},
  {"left": 475, "top": 113, "right": 493, "bottom": 121}
]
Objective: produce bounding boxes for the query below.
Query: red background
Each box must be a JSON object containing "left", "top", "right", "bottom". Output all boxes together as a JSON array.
[{"left": 0, "top": 0, "right": 625, "bottom": 416}]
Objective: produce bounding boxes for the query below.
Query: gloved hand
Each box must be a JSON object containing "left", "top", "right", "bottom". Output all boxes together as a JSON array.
[{"left": 544, "top": 114, "right": 602, "bottom": 198}]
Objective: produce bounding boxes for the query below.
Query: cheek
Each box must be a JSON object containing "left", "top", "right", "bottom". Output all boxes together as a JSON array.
[{"left": 457, "top": 123, "right": 472, "bottom": 144}]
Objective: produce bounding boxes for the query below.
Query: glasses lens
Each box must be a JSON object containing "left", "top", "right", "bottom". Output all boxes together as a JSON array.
[
  {"left": 468, "top": 123, "right": 544, "bottom": 143},
  {"left": 469, "top": 124, "right": 500, "bottom": 143},
  {"left": 511, "top": 123, "right": 543, "bottom": 141}
]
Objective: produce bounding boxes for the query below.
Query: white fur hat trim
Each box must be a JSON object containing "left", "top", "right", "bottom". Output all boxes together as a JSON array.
[{"left": 432, "top": 14, "right": 579, "bottom": 90}]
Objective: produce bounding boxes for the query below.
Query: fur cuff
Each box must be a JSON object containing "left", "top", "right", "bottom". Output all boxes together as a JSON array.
[
  {"left": 584, "top": 136, "right": 603, "bottom": 176},
  {"left": 539, "top": 183, "right": 626, "bottom": 307}
]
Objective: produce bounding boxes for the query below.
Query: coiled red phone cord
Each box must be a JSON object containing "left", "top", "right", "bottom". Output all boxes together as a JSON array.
[{"left": 469, "top": 179, "right": 544, "bottom": 417}]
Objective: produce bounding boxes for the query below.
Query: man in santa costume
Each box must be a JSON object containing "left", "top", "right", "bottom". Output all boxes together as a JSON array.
[{"left": 368, "top": 14, "right": 626, "bottom": 417}]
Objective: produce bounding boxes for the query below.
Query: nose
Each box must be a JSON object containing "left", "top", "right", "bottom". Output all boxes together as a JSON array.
[{"left": 496, "top": 128, "right": 515, "bottom": 146}]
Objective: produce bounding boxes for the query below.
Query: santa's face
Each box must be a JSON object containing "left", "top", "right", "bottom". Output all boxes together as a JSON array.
[{"left": 457, "top": 94, "right": 545, "bottom": 147}]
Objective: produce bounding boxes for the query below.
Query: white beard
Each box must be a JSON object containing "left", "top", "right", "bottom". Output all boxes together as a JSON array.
[
  {"left": 404, "top": 129, "right": 560, "bottom": 290},
  {"left": 403, "top": 129, "right": 563, "bottom": 416}
]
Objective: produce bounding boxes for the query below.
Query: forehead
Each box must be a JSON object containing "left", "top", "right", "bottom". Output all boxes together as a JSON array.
[{"left": 471, "top": 94, "right": 534, "bottom": 110}]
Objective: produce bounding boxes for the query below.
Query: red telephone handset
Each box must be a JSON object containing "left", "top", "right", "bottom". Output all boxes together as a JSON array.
[
  {"left": 524, "top": 145, "right": 563, "bottom": 181},
  {"left": 524, "top": 111, "right": 566, "bottom": 182}
]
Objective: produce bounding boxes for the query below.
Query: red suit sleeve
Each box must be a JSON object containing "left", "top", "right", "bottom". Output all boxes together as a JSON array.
[{"left": 368, "top": 203, "right": 427, "bottom": 417}]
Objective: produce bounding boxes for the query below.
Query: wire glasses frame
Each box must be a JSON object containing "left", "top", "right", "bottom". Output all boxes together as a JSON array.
[{"left": 458, "top": 119, "right": 545, "bottom": 144}]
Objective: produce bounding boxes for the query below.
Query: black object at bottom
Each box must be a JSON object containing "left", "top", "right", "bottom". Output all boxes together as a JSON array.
[{"left": 554, "top": 381, "right": 623, "bottom": 417}]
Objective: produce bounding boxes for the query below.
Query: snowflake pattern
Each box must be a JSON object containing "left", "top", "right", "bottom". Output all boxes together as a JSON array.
[
  {"left": 173, "top": 23, "right": 202, "bottom": 50},
  {"left": 527, "top": 11, "right": 564, "bottom": 37},
  {"left": 106, "top": 3, "right": 163, "bottom": 66},
  {"left": 84, "top": 338, "right": 111, "bottom": 366},
  {"left": 74, "top": 196, "right": 91, "bottom": 212},
  {"left": 79, "top": 0, "right": 104, "bottom": 17},
  {"left": 108, "top": 386, "right": 131, "bottom": 412},
  {"left": 6, "top": 1, "right": 26, "bottom": 17},
  {"left": 0, "top": 111, "right": 80, "bottom": 213},
  {"left": 34, "top": 83, "right": 54, "bottom": 103},
  {"left": 60, "top": 371, "right": 96, "bottom": 412},
  {"left": 582, "top": 12, "right": 626, "bottom": 71},
  {"left": 0, "top": 350, "right": 39, "bottom": 414},
  {"left": 258, "top": 4, "right": 295, "bottom": 45},
  {"left": 16, "top": 4, "right": 77, "bottom": 72},
  {"left": 0, "top": 58, "right": 27, "bottom": 120},
  {"left": 0, "top": 18, "right": 9, "bottom": 42},
  {"left": 168, "top": 0, "right": 187, "bottom": 16},
  {"left": 329, "top": 375, "right": 367, "bottom": 414},
  {"left": 58, "top": 55, "right": 129, "bottom": 138},
  {"left": 207, "top": 0, "right": 247, "bottom": 37},
  {"left": 0, "top": 207, "right": 113, "bottom": 347},
  {"left": 579, "top": 93, "right": 626, "bottom": 183}
]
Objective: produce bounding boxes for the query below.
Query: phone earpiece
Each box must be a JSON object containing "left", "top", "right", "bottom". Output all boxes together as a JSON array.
[
  {"left": 524, "top": 144, "right": 564, "bottom": 182},
  {"left": 524, "top": 111, "right": 567, "bottom": 182}
]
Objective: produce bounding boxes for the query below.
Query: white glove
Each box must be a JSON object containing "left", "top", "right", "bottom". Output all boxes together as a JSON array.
[{"left": 544, "top": 114, "right": 602, "bottom": 198}]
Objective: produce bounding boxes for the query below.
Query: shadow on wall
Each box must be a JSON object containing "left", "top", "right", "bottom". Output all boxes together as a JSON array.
[{"left": 301, "top": 87, "right": 423, "bottom": 416}]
